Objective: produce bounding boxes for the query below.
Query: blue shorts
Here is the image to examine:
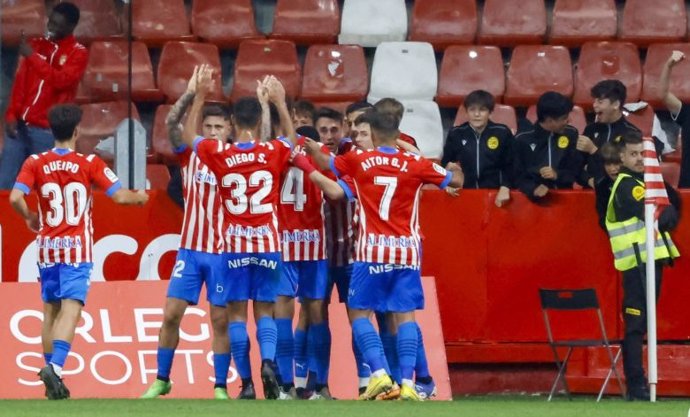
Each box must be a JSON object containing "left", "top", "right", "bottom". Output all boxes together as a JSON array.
[
  {"left": 279, "top": 260, "right": 329, "bottom": 300},
  {"left": 348, "top": 262, "right": 424, "bottom": 313},
  {"left": 167, "top": 249, "right": 228, "bottom": 307},
  {"left": 39, "top": 262, "right": 93, "bottom": 305},
  {"left": 225, "top": 252, "right": 281, "bottom": 303},
  {"left": 327, "top": 264, "right": 352, "bottom": 303}
]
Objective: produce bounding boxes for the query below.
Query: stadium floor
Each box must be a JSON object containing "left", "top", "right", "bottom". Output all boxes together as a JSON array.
[{"left": 1, "top": 396, "right": 688, "bottom": 417}]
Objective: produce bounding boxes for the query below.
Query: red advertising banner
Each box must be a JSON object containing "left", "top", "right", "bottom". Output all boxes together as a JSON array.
[{"left": 0, "top": 280, "right": 451, "bottom": 400}]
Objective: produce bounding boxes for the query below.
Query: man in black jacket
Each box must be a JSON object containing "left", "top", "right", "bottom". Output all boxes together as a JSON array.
[
  {"left": 442, "top": 90, "right": 514, "bottom": 207},
  {"left": 514, "top": 92, "right": 583, "bottom": 202}
]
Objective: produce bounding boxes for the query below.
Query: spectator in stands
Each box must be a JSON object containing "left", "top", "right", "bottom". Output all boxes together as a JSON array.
[
  {"left": 315, "top": 107, "right": 350, "bottom": 154},
  {"left": 344, "top": 101, "right": 373, "bottom": 137},
  {"left": 441, "top": 90, "right": 514, "bottom": 207},
  {"left": 594, "top": 142, "right": 622, "bottom": 230},
  {"left": 659, "top": 50, "right": 690, "bottom": 188},
  {"left": 577, "top": 80, "right": 642, "bottom": 187},
  {"left": 0, "top": 2, "right": 88, "bottom": 189},
  {"left": 373, "top": 98, "right": 418, "bottom": 148},
  {"left": 513, "top": 92, "right": 582, "bottom": 202},
  {"left": 292, "top": 100, "right": 316, "bottom": 129}
]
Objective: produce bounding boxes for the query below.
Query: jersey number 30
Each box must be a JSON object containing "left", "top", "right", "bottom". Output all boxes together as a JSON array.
[{"left": 40, "top": 182, "right": 88, "bottom": 227}]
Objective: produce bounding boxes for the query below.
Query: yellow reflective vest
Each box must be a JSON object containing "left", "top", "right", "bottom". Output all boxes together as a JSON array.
[{"left": 605, "top": 173, "right": 680, "bottom": 271}]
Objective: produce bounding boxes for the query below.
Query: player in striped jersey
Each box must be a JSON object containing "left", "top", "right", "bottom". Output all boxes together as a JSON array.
[
  {"left": 182, "top": 70, "right": 297, "bottom": 400},
  {"left": 304, "top": 108, "right": 463, "bottom": 400},
  {"left": 142, "top": 66, "right": 234, "bottom": 400},
  {"left": 10, "top": 104, "right": 148, "bottom": 399}
]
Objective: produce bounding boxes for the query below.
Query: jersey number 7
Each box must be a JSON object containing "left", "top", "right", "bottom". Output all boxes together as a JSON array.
[{"left": 374, "top": 176, "right": 397, "bottom": 221}]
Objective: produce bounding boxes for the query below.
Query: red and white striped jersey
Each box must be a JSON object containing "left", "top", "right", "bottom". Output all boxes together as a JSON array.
[
  {"left": 14, "top": 148, "right": 121, "bottom": 264},
  {"left": 176, "top": 145, "right": 225, "bottom": 253},
  {"left": 194, "top": 137, "right": 292, "bottom": 253},
  {"left": 325, "top": 140, "right": 356, "bottom": 267},
  {"left": 332, "top": 146, "right": 452, "bottom": 266},
  {"left": 278, "top": 136, "right": 330, "bottom": 261}
]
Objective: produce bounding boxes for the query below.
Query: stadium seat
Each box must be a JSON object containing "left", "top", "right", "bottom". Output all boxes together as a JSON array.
[
  {"left": 368, "top": 42, "right": 437, "bottom": 104},
  {"left": 231, "top": 39, "right": 300, "bottom": 102},
  {"left": 454, "top": 104, "right": 517, "bottom": 134},
  {"left": 62, "top": 0, "right": 122, "bottom": 44},
  {"left": 573, "top": 42, "right": 642, "bottom": 109},
  {"left": 271, "top": 0, "right": 340, "bottom": 45},
  {"left": 642, "top": 44, "right": 690, "bottom": 109},
  {"left": 620, "top": 0, "right": 687, "bottom": 46},
  {"left": 504, "top": 45, "right": 573, "bottom": 107},
  {"left": 158, "top": 41, "right": 224, "bottom": 104},
  {"left": 191, "top": 0, "right": 263, "bottom": 48},
  {"left": 408, "top": 0, "right": 477, "bottom": 50},
  {"left": 1, "top": 0, "right": 45, "bottom": 46},
  {"left": 623, "top": 106, "right": 654, "bottom": 137},
  {"left": 549, "top": 0, "right": 617, "bottom": 46},
  {"left": 76, "top": 101, "right": 141, "bottom": 159},
  {"left": 130, "top": 0, "right": 194, "bottom": 47},
  {"left": 338, "top": 0, "right": 407, "bottom": 47},
  {"left": 526, "top": 105, "right": 587, "bottom": 134},
  {"left": 399, "top": 101, "right": 444, "bottom": 159},
  {"left": 78, "top": 41, "right": 162, "bottom": 103},
  {"left": 300, "top": 45, "right": 368, "bottom": 104},
  {"left": 478, "top": 0, "right": 546, "bottom": 46},
  {"left": 660, "top": 161, "right": 681, "bottom": 188},
  {"left": 437, "top": 45, "right": 505, "bottom": 108},
  {"left": 146, "top": 164, "right": 171, "bottom": 190}
]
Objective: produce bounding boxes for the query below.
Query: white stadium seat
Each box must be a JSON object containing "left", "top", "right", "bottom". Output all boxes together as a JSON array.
[
  {"left": 338, "top": 0, "right": 408, "bottom": 47},
  {"left": 368, "top": 42, "right": 438, "bottom": 103},
  {"left": 399, "top": 100, "right": 444, "bottom": 159}
]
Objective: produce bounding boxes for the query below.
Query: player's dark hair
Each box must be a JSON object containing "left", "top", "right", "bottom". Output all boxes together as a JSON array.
[
  {"left": 591, "top": 79, "right": 627, "bottom": 106},
  {"left": 315, "top": 107, "right": 344, "bottom": 124},
  {"left": 374, "top": 98, "right": 405, "bottom": 123},
  {"left": 232, "top": 97, "right": 262, "bottom": 129},
  {"left": 52, "top": 2, "right": 80, "bottom": 27},
  {"left": 345, "top": 100, "right": 373, "bottom": 116},
  {"left": 294, "top": 100, "right": 316, "bottom": 122},
  {"left": 202, "top": 104, "right": 230, "bottom": 121},
  {"left": 600, "top": 142, "right": 622, "bottom": 164},
  {"left": 296, "top": 125, "right": 320, "bottom": 141},
  {"left": 354, "top": 109, "right": 374, "bottom": 126},
  {"left": 369, "top": 109, "right": 399, "bottom": 140},
  {"left": 464, "top": 90, "right": 495, "bottom": 112},
  {"left": 536, "top": 91, "right": 573, "bottom": 123},
  {"left": 621, "top": 130, "right": 643, "bottom": 146},
  {"left": 48, "top": 104, "right": 82, "bottom": 142}
]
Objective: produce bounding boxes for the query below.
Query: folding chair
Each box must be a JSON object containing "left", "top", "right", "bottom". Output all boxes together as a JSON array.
[{"left": 538, "top": 288, "right": 625, "bottom": 401}]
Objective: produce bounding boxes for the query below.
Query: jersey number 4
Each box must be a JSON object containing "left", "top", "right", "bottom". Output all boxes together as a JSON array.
[
  {"left": 222, "top": 170, "right": 273, "bottom": 215},
  {"left": 41, "top": 182, "right": 88, "bottom": 227},
  {"left": 280, "top": 167, "right": 307, "bottom": 211},
  {"left": 374, "top": 176, "right": 397, "bottom": 221}
]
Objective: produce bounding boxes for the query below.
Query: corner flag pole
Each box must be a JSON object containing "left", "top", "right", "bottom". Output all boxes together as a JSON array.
[{"left": 644, "top": 202, "right": 658, "bottom": 402}]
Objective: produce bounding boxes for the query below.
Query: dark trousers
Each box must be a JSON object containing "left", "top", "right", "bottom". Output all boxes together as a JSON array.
[{"left": 621, "top": 263, "right": 663, "bottom": 390}]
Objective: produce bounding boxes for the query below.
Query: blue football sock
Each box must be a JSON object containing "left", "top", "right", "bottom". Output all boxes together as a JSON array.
[
  {"left": 44, "top": 353, "right": 53, "bottom": 366},
  {"left": 229, "top": 322, "right": 252, "bottom": 379},
  {"left": 293, "top": 328, "right": 308, "bottom": 381},
  {"left": 50, "top": 340, "right": 71, "bottom": 368},
  {"left": 275, "top": 318, "right": 294, "bottom": 385},
  {"left": 256, "top": 316, "right": 277, "bottom": 361},
  {"left": 352, "top": 318, "right": 386, "bottom": 373},
  {"left": 415, "top": 323, "right": 430, "bottom": 379},
  {"left": 375, "top": 312, "right": 393, "bottom": 376},
  {"left": 156, "top": 347, "right": 175, "bottom": 380},
  {"left": 351, "top": 332, "right": 371, "bottom": 378},
  {"left": 213, "top": 352, "right": 231, "bottom": 387},
  {"left": 397, "top": 322, "right": 419, "bottom": 383},
  {"left": 310, "top": 323, "right": 331, "bottom": 385}
]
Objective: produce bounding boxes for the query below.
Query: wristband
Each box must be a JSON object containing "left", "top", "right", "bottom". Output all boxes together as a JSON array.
[{"left": 292, "top": 154, "right": 316, "bottom": 175}]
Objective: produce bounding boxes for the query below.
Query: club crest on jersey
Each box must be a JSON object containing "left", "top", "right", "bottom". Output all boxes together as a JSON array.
[
  {"left": 558, "top": 136, "right": 569, "bottom": 149},
  {"left": 530, "top": 143, "right": 537, "bottom": 151},
  {"left": 59, "top": 55, "right": 67, "bottom": 65},
  {"left": 432, "top": 163, "right": 447, "bottom": 176},
  {"left": 462, "top": 140, "right": 467, "bottom": 146},
  {"left": 487, "top": 136, "right": 499, "bottom": 150}
]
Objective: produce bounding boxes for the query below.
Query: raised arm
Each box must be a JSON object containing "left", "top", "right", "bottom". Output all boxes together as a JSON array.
[
  {"left": 291, "top": 152, "right": 345, "bottom": 200},
  {"left": 182, "top": 65, "right": 213, "bottom": 147},
  {"left": 660, "top": 50, "right": 684, "bottom": 115},
  {"left": 302, "top": 138, "right": 332, "bottom": 170},
  {"left": 166, "top": 66, "right": 199, "bottom": 149},
  {"left": 257, "top": 77, "right": 272, "bottom": 142},
  {"left": 266, "top": 76, "right": 296, "bottom": 146}
]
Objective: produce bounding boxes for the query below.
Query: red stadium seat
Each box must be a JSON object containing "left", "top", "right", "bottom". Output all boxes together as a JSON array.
[
  {"left": 623, "top": 106, "right": 654, "bottom": 137},
  {"left": 146, "top": 164, "right": 171, "bottom": 190},
  {"left": 660, "top": 161, "right": 680, "bottom": 188},
  {"left": 642, "top": 44, "right": 690, "bottom": 109},
  {"left": 76, "top": 101, "right": 141, "bottom": 159},
  {"left": 78, "top": 41, "right": 162, "bottom": 103},
  {"left": 454, "top": 104, "right": 517, "bottom": 133},
  {"left": 573, "top": 42, "right": 642, "bottom": 109},
  {"left": 158, "top": 42, "right": 224, "bottom": 104},
  {"left": 271, "top": 0, "right": 340, "bottom": 45},
  {"left": 526, "top": 105, "right": 587, "bottom": 134},
  {"left": 1, "top": 0, "right": 45, "bottom": 46},
  {"left": 504, "top": 45, "right": 573, "bottom": 107},
  {"left": 301, "top": 45, "right": 368, "bottom": 104},
  {"left": 620, "top": 0, "right": 687, "bottom": 46},
  {"left": 130, "top": 0, "right": 194, "bottom": 47},
  {"left": 478, "top": 0, "right": 546, "bottom": 46},
  {"left": 437, "top": 45, "right": 505, "bottom": 108},
  {"left": 549, "top": 0, "right": 617, "bottom": 46},
  {"left": 61, "top": 0, "right": 122, "bottom": 44},
  {"left": 191, "top": 0, "right": 263, "bottom": 48},
  {"left": 231, "top": 39, "right": 300, "bottom": 102},
  {"left": 408, "top": 0, "right": 477, "bottom": 50}
]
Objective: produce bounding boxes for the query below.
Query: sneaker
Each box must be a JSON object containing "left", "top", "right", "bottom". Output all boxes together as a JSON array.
[
  {"left": 261, "top": 361, "right": 281, "bottom": 400},
  {"left": 140, "top": 379, "right": 172, "bottom": 399},
  {"left": 414, "top": 378, "right": 437, "bottom": 400},
  {"left": 214, "top": 387, "right": 229, "bottom": 400},
  {"left": 400, "top": 384, "right": 422, "bottom": 401},
  {"left": 358, "top": 374, "right": 394, "bottom": 401},
  {"left": 626, "top": 386, "right": 651, "bottom": 401},
  {"left": 38, "top": 366, "right": 69, "bottom": 400},
  {"left": 278, "top": 386, "right": 298, "bottom": 400},
  {"left": 358, "top": 386, "right": 367, "bottom": 397},
  {"left": 309, "top": 386, "right": 336, "bottom": 400},
  {"left": 375, "top": 382, "right": 401, "bottom": 400},
  {"left": 237, "top": 381, "right": 256, "bottom": 400}
]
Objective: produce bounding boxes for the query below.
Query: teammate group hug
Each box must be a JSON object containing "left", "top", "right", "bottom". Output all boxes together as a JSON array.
[{"left": 9, "top": 65, "right": 462, "bottom": 401}]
